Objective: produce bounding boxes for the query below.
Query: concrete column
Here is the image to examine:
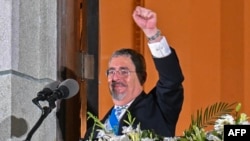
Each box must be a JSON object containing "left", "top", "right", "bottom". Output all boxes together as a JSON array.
[{"left": 0, "top": 0, "right": 59, "bottom": 140}]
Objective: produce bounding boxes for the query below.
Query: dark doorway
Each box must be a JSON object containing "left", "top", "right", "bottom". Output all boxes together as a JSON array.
[{"left": 57, "top": 0, "right": 99, "bottom": 140}]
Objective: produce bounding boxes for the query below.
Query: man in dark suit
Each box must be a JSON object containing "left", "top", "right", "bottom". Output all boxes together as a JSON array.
[{"left": 83, "top": 6, "right": 184, "bottom": 140}]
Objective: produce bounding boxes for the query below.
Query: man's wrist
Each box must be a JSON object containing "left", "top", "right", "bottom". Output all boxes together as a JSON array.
[{"left": 147, "top": 30, "right": 161, "bottom": 42}]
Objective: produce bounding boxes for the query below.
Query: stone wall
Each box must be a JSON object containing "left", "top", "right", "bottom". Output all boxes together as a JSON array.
[{"left": 0, "top": 0, "right": 59, "bottom": 140}]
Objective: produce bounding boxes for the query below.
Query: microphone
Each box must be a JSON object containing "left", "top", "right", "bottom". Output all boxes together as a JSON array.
[
  {"left": 25, "top": 79, "right": 79, "bottom": 141},
  {"left": 32, "top": 81, "right": 61, "bottom": 109},
  {"left": 47, "top": 79, "right": 79, "bottom": 107},
  {"left": 34, "top": 81, "right": 61, "bottom": 101}
]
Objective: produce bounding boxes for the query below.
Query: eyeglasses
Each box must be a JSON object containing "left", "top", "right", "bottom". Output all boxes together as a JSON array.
[{"left": 106, "top": 69, "right": 136, "bottom": 78}]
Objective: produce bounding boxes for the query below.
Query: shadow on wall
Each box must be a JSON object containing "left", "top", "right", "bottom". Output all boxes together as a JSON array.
[
  {"left": 11, "top": 116, "right": 28, "bottom": 137},
  {"left": 0, "top": 115, "right": 28, "bottom": 140}
]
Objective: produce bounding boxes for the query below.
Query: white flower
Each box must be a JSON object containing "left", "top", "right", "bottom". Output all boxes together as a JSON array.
[
  {"left": 238, "top": 113, "right": 249, "bottom": 124},
  {"left": 214, "top": 114, "right": 235, "bottom": 134},
  {"left": 122, "top": 125, "right": 134, "bottom": 134},
  {"left": 141, "top": 138, "right": 155, "bottom": 141},
  {"left": 97, "top": 133, "right": 130, "bottom": 141},
  {"left": 206, "top": 132, "right": 222, "bottom": 141},
  {"left": 96, "top": 129, "right": 114, "bottom": 139},
  {"left": 240, "top": 121, "right": 250, "bottom": 125},
  {"left": 109, "top": 135, "right": 130, "bottom": 141},
  {"left": 96, "top": 129, "right": 106, "bottom": 138}
]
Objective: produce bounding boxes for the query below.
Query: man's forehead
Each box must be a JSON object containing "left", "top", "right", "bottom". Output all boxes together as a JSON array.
[
  {"left": 108, "top": 56, "right": 135, "bottom": 69},
  {"left": 108, "top": 66, "right": 129, "bottom": 70}
]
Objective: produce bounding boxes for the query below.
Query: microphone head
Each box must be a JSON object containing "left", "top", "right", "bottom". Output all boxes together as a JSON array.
[
  {"left": 58, "top": 79, "right": 79, "bottom": 99},
  {"left": 44, "top": 81, "right": 61, "bottom": 90}
]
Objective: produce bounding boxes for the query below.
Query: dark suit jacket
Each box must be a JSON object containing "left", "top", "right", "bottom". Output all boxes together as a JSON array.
[{"left": 82, "top": 48, "right": 184, "bottom": 140}]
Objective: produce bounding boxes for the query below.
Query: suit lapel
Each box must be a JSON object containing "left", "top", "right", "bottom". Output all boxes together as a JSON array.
[{"left": 117, "top": 91, "right": 147, "bottom": 134}]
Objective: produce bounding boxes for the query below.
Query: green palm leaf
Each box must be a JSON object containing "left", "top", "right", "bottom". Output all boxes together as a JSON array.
[
  {"left": 181, "top": 102, "right": 237, "bottom": 141},
  {"left": 190, "top": 102, "right": 237, "bottom": 129}
]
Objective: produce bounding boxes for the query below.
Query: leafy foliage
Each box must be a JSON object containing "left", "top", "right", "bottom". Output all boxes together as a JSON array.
[
  {"left": 87, "top": 110, "right": 164, "bottom": 141},
  {"left": 180, "top": 102, "right": 237, "bottom": 141},
  {"left": 86, "top": 102, "right": 247, "bottom": 141},
  {"left": 87, "top": 112, "right": 106, "bottom": 140},
  {"left": 192, "top": 102, "right": 237, "bottom": 128}
]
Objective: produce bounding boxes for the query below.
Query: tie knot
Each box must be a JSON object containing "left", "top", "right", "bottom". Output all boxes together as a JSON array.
[
  {"left": 115, "top": 105, "right": 127, "bottom": 110},
  {"left": 114, "top": 105, "right": 128, "bottom": 118}
]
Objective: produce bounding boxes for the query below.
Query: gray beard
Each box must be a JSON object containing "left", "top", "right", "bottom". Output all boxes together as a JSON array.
[{"left": 111, "top": 91, "right": 126, "bottom": 101}]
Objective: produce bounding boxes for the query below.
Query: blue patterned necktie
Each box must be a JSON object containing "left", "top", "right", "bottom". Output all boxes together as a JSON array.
[
  {"left": 115, "top": 106, "right": 127, "bottom": 118},
  {"left": 109, "top": 105, "right": 128, "bottom": 135}
]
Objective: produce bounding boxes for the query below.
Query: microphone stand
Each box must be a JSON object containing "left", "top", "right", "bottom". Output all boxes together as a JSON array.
[{"left": 24, "top": 97, "right": 56, "bottom": 141}]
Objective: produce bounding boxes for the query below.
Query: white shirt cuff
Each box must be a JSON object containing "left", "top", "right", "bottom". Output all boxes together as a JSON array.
[{"left": 148, "top": 37, "right": 171, "bottom": 58}]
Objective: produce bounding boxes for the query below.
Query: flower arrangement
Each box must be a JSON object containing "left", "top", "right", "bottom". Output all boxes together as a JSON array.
[
  {"left": 87, "top": 111, "right": 167, "bottom": 141},
  {"left": 179, "top": 102, "right": 250, "bottom": 141},
  {"left": 86, "top": 102, "right": 249, "bottom": 141}
]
